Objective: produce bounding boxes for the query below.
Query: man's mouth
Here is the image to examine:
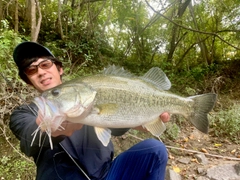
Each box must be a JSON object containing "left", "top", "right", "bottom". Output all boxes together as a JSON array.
[{"left": 41, "top": 77, "right": 52, "bottom": 85}]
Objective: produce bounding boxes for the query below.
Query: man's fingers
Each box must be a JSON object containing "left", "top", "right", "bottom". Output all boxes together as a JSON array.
[{"left": 160, "top": 112, "right": 170, "bottom": 123}]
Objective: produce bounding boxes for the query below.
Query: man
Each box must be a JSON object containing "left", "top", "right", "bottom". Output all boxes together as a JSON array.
[{"left": 10, "top": 41, "right": 170, "bottom": 180}]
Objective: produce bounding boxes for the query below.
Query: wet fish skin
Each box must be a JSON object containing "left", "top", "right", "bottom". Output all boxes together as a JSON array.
[{"left": 33, "top": 65, "right": 217, "bottom": 148}]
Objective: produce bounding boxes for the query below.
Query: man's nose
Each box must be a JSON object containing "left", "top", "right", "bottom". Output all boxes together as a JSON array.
[{"left": 37, "top": 66, "right": 47, "bottom": 75}]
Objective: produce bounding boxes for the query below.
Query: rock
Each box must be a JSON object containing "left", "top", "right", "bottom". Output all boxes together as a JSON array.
[
  {"left": 234, "top": 162, "right": 240, "bottom": 175},
  {"left": 165, "top": 169, "right": 181, "bottom": 180},
  {"left": 190, "top": 129, "right": 209, "bottom": 141},
  {"left": 197, "top": 167, "right": 206, "bottom": 175},
  {"left": 206, "top": 164, "right": 240, "bottom": 180},
  {"left": 194, "top": 154, "right": 208, "bottom": 165},
  {"left": 178, "top": 157, "right": 191, "bottom": 164},
  {"left": 196, "top": 176, "right": 210, "bottom": 180}
]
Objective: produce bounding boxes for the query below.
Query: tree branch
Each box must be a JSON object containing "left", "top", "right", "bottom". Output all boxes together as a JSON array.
[{"left": 145, "top": 0, "right": 240, "bottom": 50}]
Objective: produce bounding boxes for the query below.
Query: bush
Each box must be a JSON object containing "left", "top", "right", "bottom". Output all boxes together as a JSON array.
[
  {"left": 0, "top": 20, "right": 24, "bottom": 83},
  {"left": 210, "top": 103, "right": 240, "bottom": 143},
  {"left": 0, "top": 154, "right": 35, "bottom": 180}
]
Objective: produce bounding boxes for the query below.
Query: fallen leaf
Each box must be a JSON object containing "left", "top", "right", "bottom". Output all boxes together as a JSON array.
[
  {"left": 168, "top": 154, "right": 175, "bottom": 159},
  {"left": 189, "top": 134, "right": 194, "bottom": 139},
  {"left": 231, "top": 149, "right": 236, "bottom": 154},
  {"left": 191, "top": 158, "right": 200, "bottom": 164},
  {"left": 201, "top": 148, "right": 208, "bottom": 153},
  {"left": 214, "top": 143, "right": 222, "bottom": 147},
  {"left": 172, "top": 165, "right": 181, "bottom": 173}
]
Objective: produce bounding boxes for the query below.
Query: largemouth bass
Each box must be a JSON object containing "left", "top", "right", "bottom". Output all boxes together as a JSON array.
[{"left": 32, "top": 65, "right": 217, "bottom": 149}]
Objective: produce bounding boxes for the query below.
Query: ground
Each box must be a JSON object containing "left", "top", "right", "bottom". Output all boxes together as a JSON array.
[
  {"left": 111, "top": 121, "right": 240, "bottom": 179},
  {"left": 2, "top": 120, "right": 240, "bottom": 180}
]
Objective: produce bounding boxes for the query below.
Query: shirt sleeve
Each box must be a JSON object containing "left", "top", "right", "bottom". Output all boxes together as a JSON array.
[{"left": 9, "top": 102, "right": 65, "bottom": 157}]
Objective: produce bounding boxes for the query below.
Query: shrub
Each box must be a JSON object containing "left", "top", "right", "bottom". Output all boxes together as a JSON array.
[{"left": 210, "top": 103, "right": 240, "bottom": 143}]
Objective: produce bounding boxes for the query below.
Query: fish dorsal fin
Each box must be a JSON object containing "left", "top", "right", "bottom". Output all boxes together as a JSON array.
[
  {"left": 140, "top": 67, "right": 171, "bottom": 90},
  {"left": 102, "top": 65, "right": 134, "bottom": 77}
]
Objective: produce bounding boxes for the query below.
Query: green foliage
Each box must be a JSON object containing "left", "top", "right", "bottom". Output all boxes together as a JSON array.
[
  {"left": 0, "top": 155, "right": 35, "bottom": 180},
  {"left": 0, "top": 142, "right": 35, "bottom": 180},
  {"left": 210, "top": 104, "right": 240, "bottom": 143},
  {"left": 0, "top": 20, "right": 23, "bottom": 82},
  {"left": 164, "top": 122, "right": 181, "bottom": 140}
]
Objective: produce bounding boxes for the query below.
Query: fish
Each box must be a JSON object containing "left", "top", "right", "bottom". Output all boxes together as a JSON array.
[{"left": 32, "top": 65, "right": 217, "bottom": 149}]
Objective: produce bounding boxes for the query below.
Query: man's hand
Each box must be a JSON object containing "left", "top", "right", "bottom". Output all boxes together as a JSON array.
[
  {"left": 36, "top": 113, "right": 83, "bottom": 137},
  {"left": 134, "top": 112, "right": 170, "bottom": 131},
  {"left": 51, "top": 121, "right": 83, "bottom": 137}
]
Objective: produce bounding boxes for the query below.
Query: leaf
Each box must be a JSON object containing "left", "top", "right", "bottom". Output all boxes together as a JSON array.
[
  {"left": 231, "top": 149, "right": 236, "bottom": 154},
  {"left": 191, "top": 158, "right": 200, "bottom": 164},
  {"left": 201, "top": 148, "right": 208, "bottom": 153},
  {"left": 214, "top": 143, "right": 222, "bottom": 147},
  {"left": 189, "top": 134, "right": 194, "bottom": 140},
  {"left": 168, "top": 154, "right": 175, "bottom": 159},
  {"left": 172, "top": 165, "right": 181, "bottom": 173}
]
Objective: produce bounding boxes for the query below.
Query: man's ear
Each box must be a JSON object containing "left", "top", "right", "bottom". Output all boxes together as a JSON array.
[{"left": 59, "top": 67, "right": 64, "bottom": 75}]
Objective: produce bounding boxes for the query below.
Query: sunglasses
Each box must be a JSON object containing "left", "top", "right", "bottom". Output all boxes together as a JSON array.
[{"left": 24, "top": 59, "right": 54, "bottom": 76}]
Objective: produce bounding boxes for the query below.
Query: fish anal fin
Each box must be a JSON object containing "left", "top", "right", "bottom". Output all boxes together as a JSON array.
[
  {"left": 94, "top": 127, "right": 112, "bottom": 146},
  {"left": 143, "top": 118, "right": 166, "bottom": 137}
]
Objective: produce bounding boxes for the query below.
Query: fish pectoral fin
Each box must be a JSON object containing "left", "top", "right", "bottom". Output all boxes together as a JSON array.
[
  {"left": 142, "top": 118, "right": 166, "bottom": 137},
  {"left": 95, "top": 103, "right": 119, "bottom": 115},
  {"left": 94, "top": 127, "right": 112, "bottom": 146}
]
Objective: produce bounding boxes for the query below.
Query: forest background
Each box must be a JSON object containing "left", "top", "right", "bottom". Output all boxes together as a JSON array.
[{"left": 0, "top": 0, "right": 239, "bottom": 179}]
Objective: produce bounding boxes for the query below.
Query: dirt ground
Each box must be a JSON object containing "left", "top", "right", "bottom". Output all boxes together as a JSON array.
[{"left": 112, "top": 122, "right": 240, "bottom": 179}]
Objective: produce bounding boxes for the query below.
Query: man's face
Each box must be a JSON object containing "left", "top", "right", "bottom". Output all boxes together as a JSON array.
[{"left": 26, "top": 58, "right": 63, "bottom": 92}]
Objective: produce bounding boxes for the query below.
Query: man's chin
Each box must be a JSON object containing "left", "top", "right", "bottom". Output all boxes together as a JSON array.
[{"left": 38, "top": 84, "right": 54, "bottom": 92}]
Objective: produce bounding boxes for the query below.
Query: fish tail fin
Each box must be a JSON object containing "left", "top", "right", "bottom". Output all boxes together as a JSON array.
[{"left": 188, "top": 93, "right": 217, "bottom": 134}]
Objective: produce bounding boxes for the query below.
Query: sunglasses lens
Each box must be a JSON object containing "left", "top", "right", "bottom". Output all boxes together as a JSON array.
[
  {"left": 24, "top": 60, "right": 54, "bottom": 75},
  {"left": 39, "top": 61, "right": 53, "bottom": 69},
  {"left": 24, "top": 67, "right": 37, "bottom": 75}
]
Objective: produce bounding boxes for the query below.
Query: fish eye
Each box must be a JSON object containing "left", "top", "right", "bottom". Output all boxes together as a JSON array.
[{"left": 51, "top": 89, "right": 60, "bottom": 96}]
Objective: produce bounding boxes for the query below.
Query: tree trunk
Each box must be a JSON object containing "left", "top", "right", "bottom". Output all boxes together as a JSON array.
[
  {"left": 26, "top": 0, "right": 31, "bottom": 27},
  {"left": 57, "top": 0, "right": 64, "bottom": 39},
  {"left": 0, "top": 0, "right": 3, "bottom": 22},
  {"left": 188, "top": 3, "right": 210, "bottom": 65},
  {"left": 30, "top": 0, "right": 36, "bottom": 41},
  {"left": 30, "top": 0, "right": 42, "bottom": 42},
  {"left": 167, "top": 0, "right": 191, "bottom": 63},
  {"left": 14, "top": 0, "right": 19, "bottom": 32}
]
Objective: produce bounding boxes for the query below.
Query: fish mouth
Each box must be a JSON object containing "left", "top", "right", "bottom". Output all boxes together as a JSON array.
[
  {"left": 34, "top": 96, "right": 47, "bottom": 113},
  {"left": 34, "top": 96, "right": 62, "bottom": 117},
  {"left": 34, "top": 96, "right": 66, "bottom": 129}
]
